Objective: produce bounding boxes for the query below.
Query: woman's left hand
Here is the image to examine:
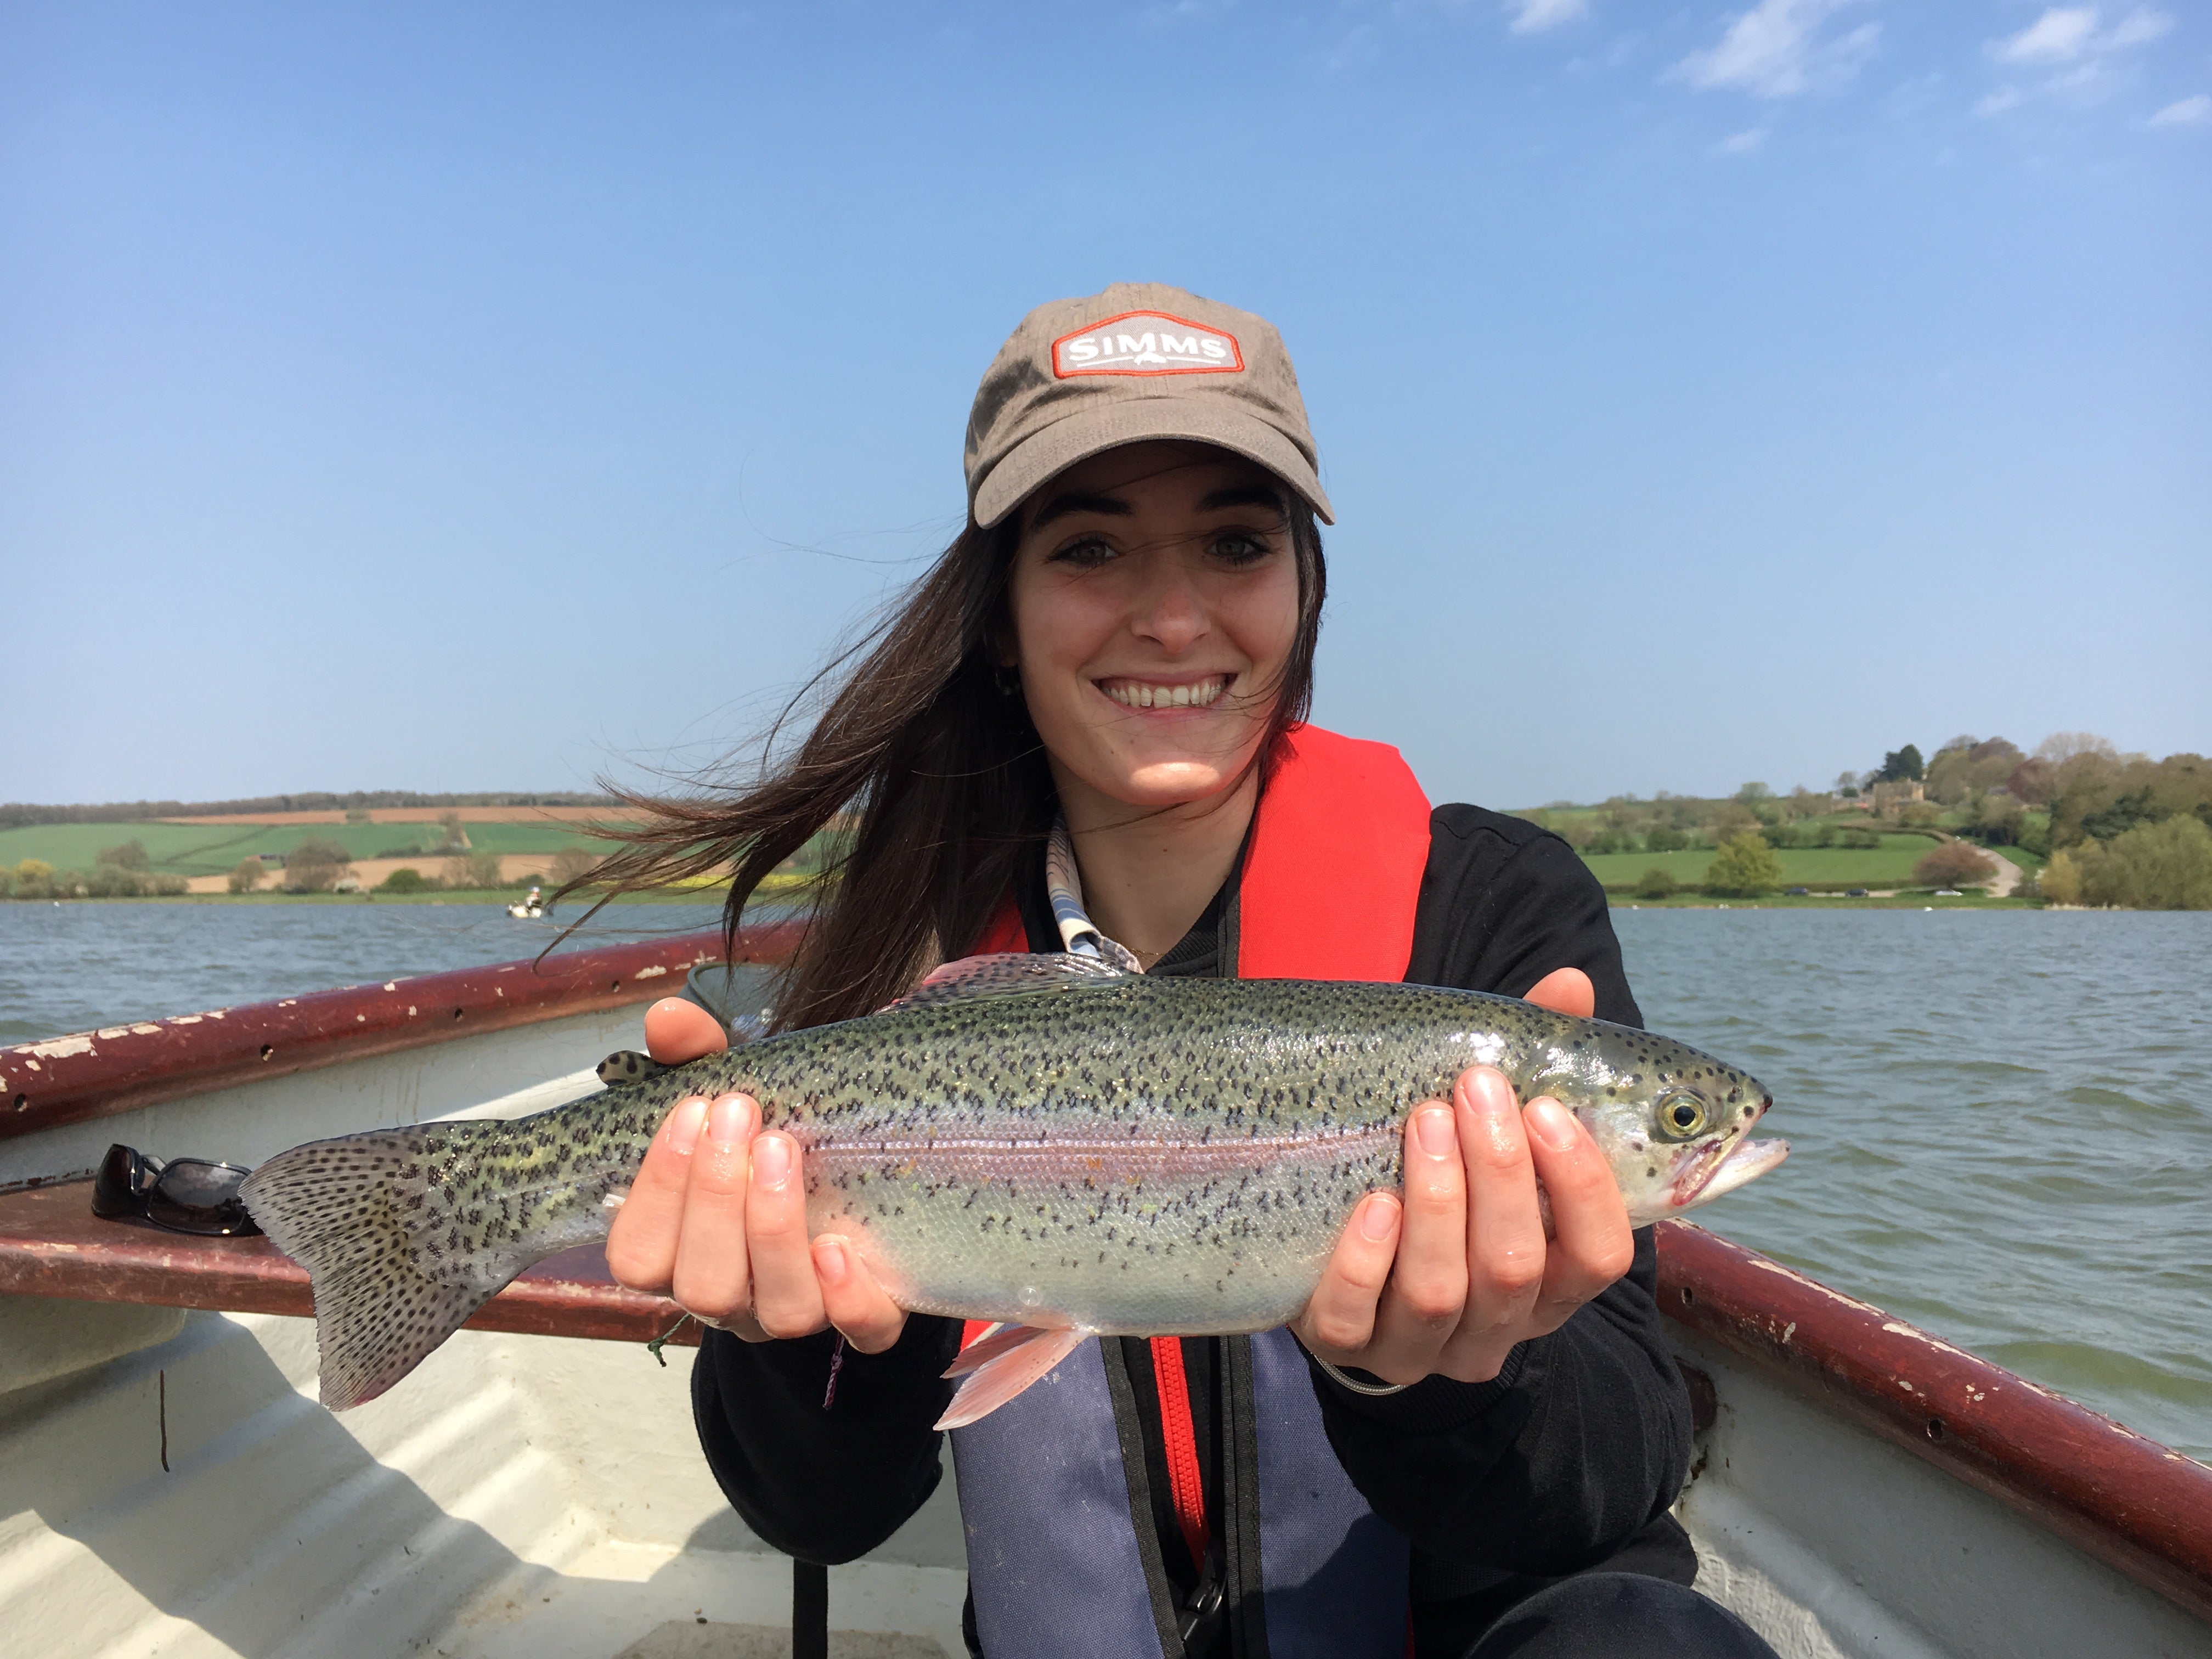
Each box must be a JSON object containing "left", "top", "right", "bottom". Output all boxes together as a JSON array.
[{"left": 1291, "top": 967, "right": 1637, "bottom": 1388}]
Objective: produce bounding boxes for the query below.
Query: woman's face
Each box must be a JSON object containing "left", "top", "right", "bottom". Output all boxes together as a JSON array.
[{"left": 1005, "top": 440, "right": 1301, "bottom": 814}]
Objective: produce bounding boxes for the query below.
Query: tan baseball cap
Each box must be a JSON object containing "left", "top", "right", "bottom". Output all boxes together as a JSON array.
[{"left": 964, "top": 281, "right": 1333, "bottom": 530}]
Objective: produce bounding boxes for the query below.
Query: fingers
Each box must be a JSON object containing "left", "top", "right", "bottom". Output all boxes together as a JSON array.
[
  {"left": 1521, "top": 1097, "right": 1635, "bottom": 1332},
  {"left": 668, "top": 1094, "right": 762, "bottom": 1325},
  {"left": 605, "top": 1095, "right": 710, "bottom": 1294},
  {"left": 645, "top": 997, "right": 730, "bottom": 1064},
  {"left": 741, "top": 1131, "right": 828, "bottom": 1340},
  {"left": 1359, "top": 1103, "right": 1470, "bottom": 1378},
  {"left": 812, "top": 1236, "right": 910, "bottom": 1354},
  {"left": 1295, "top": 1194, "right": 1402, "bottom": 1359},
  {"left": 1437, "top": 1067, "right": 1548, "bottom": 1379},
  {"left": 1522, "top": 967, "right": 1595, "bottom": 1019}
]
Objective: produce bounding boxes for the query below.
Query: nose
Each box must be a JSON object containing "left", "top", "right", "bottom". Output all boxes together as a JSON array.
[{"left": 1128, "top": 554, "right": 1210, "bottom": 654}]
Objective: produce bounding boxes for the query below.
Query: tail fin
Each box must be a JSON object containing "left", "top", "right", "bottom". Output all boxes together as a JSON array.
[{"left": 241, "top": 1124, "right": 538, "bottom": 1410}]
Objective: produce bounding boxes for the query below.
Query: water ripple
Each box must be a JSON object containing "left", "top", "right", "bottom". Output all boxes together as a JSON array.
[{"left": 1616, "top": 909, "right": 2212, "bottom": 1460}]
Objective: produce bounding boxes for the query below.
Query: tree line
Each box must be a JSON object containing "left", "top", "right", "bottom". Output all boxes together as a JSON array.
[
  {"left": 2, "top": 840, "right": 189, "bottom": 899},
  {"left": 1551, "top": 731, "right": 2210, "bottom": 908},
  {"left": 0, "top": 791, "right": 619, "bottom": 831}
]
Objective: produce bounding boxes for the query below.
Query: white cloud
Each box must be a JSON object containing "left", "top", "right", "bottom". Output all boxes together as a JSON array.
[
  {"left": 1988, "top": 8, "right": 2170, "bottom": 65},
  {"left": 2149, "top": 93, "right": 2212, "bottom": 126},
  {"left": 1994, "top": 7, "right": 2100, "bottom": 64},
  {"left": 1980, "top": 7, "right": 2175, "bottom": 112},
  {"left": 1505, "top": 0, "right": 1588, "bottom": 32},
  {"left": 1673, "top": 0, "right": 1880, "bottom": 100},
  {"left": 2104, "top": 7, "right": 2173, "bottom": 48},
  {"left": 1716, "top": 126, "right": 1769, "bottom": 153}
]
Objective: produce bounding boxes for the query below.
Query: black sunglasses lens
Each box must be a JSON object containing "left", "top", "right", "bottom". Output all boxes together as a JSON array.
[
  {"left": 156, "top": 1159, "right": 247, "bottom": 1208},
  {"left": 144, "top": 1191, "right": 259, "bottom": 1235},
  {"left": 91, "top": 1147, "right": 262, "bottom": 1236}
]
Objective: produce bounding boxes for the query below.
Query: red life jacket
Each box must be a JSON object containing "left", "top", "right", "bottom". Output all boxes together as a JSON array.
[
  {"left": 969, "top": 723, "right": 1432, "bottom": 980},
  {"left": 953, "top": 724, "right": 1434, "bottom": 1659}
]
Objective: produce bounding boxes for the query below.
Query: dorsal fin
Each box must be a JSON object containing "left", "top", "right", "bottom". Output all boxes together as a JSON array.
[{"left": 878, "top": 951, "right": 1132, "bottom": 1013}]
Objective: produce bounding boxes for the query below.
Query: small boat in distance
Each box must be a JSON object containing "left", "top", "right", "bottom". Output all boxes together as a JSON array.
[
  {"left": 1, "top": 930, "right": 2207, "bottom": 1658},
  {"left": 506, "top": 884, "right": 546, "bottom": 919}
]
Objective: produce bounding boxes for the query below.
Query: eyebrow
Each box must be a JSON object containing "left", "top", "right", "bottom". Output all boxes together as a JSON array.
[
  {"left": 1029, "top": 490, "right": 1132, "bottom": 529},
  {"left": 1029, "top": 482, "right": 1288, "bottom": 531},
  {"left": 1195, "top": 484, "right": 1289, "bottom": 515}
]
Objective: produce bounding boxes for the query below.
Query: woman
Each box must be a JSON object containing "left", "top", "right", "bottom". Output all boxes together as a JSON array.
[{"left": 591, "top": 284, "right": 1775, "bottom": 1659}]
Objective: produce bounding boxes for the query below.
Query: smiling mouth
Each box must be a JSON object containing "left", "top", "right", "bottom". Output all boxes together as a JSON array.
[{"left": 1097, "top": 675, "right": 1229, "bottom": 711}]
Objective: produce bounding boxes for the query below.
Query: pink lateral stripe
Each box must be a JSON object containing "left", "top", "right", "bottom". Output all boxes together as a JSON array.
[
  {"left": 0, "top": 922, "right": 804, "bottom": 1144},
  {"left": 1655, "top": 1219, "right": 2212, "bottom": 1625}
]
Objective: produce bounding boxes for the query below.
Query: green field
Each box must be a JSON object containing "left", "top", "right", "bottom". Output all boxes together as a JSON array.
[
  {"left": 0, "top": 819, "right": 631, "bottom": 877},
  {"left": 1581, "top": 832, "right": 1945, "bottom": 891},
  {"left": 1613, "top": 889, "right": 2036, "bottom": 910}
]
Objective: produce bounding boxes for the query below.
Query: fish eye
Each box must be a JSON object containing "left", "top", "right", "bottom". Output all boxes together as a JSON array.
[{"left": 1657, "top": 1090, "right": 1709, "bottom": 1141}]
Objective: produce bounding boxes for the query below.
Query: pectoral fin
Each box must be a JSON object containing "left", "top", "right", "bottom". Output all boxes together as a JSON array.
[{"left": 934, "top": 1324, "right": 1092, "bottom": 1429}]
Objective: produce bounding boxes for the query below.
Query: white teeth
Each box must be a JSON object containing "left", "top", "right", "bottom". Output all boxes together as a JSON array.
[{"left": 1103, "top": 678, "right": 1225, "bottom": 710}]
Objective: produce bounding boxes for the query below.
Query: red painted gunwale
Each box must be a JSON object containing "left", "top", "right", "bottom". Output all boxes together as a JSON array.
[
  {"left": 0, "top": 1180, "right": 701, "bottom": 1349},
  {"left": 0, "top": 922, "right": 800, "bottom": 1142},
  {"left": 1, "top": 928, "right": 2205, "bottom": 1626},
  {"left": 1656, "top": 1220, "right": 2212, "bottom": 1624}
]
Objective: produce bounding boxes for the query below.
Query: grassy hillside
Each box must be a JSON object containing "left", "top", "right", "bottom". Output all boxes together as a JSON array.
[{"left": 1580, "top": 832, "right": 1945, "bottom": 890}]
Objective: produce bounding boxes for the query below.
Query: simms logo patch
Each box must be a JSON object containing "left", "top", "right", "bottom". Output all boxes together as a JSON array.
[{"left": 1052, "top": 311, "right": 1244, "bottom": 378}]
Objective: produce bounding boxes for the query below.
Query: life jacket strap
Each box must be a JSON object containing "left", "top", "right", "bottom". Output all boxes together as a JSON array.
[{"left": 1150, "top": 1336, "right": 1211, "bottom": 1573}]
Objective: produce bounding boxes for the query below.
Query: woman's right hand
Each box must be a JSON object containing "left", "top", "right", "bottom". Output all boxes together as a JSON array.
[{"left": 603, "top": 998, "right": 910, "bottom": 1352}]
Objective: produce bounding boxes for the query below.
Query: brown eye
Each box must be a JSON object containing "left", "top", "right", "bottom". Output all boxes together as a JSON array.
[{"left": 1657, "top": 1091, "right": 1709, "bottom": 1141}]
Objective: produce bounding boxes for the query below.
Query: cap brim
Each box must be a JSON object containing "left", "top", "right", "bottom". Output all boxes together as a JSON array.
[{"left": 972, "top": 399, "right": 1334, "bottom": 529}]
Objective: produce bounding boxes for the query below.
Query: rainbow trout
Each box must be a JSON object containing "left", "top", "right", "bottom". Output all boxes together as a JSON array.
[{"left": 241, "top": 953, "right": 1786, "bottom": 1424}]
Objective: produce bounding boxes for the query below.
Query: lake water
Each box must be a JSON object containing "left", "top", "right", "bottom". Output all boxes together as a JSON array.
[
  {"left": 0, "top": 900, "right": 725, "bottom": 1046},
  {"left": 1612, "top": 908, "right": 2211, "bottom": 1461},
  {"left": 3, "top": 902, "right": 2207, "bottom": 1460}
]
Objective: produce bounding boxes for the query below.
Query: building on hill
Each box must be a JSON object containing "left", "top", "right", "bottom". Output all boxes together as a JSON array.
[{"left": 1869, "top": 780, "right": 1926, "bottom": 816}]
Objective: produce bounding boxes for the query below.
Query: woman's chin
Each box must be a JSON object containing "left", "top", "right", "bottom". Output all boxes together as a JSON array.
[{"left": 1102, "top": 756, "right": 1253, "bottom": 809}]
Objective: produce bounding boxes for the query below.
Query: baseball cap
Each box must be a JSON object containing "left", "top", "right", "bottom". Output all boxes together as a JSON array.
[{"left": 964, "top": 282, "right": 1333, "bottom": 530}]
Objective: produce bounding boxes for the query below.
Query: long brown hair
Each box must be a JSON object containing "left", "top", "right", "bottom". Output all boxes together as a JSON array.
[{"left": 577, "top": 496, "right": 1327, "bottom": 1031}]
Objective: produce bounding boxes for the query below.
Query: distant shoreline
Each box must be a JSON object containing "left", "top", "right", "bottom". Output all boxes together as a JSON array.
[
  {"left": 1611, "top": 891, "right": 2039, "bottom": 910},
  {"left": 4, "top": 890, "right": 2063, "bottom": 913},
  {"left": 3, "top": 889, "right": 723, "bottom": 906}
]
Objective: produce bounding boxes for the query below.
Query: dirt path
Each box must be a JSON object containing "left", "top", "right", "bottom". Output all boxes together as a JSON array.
[{"left": 1982, "top": 849, "right": 2024, "bottom": 898}]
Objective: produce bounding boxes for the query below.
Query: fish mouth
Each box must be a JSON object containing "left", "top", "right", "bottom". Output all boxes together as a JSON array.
[{"left": 1675, "top": 1136, "right": 1790, "bottom": 1209}]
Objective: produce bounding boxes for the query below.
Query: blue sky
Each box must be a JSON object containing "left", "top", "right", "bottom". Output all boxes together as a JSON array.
[{"left": 3, "top": 1, "right": 2206, "bottom": 810}]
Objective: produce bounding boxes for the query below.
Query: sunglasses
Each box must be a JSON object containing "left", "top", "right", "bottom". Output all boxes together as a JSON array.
[{"left": 92, "top": 1143, "right": 263, "bottom": 1237}]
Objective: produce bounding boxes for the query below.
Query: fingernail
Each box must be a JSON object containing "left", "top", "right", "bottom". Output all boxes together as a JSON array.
[
  {"left": 1528, "top": 1099, "right": 1579, "bottom": 1153},
  {"left": 752, "top": 1133, "right": 793, "bottom": 1190},
  {"left": 1359, "top": 1195, "right": 1401, "bottom": 1243},
  {"left": 1468, "top": 1067, "right": 1516, "bottom": 1120},
  {"left": 666, "top": 1098, "right": 708, "bottom": 1154},
  {"left": 815, "top": 1237, "right": 849, "bottom": 1284},
  {"left": 709, "top": 1094, "right": 752, "bottom": 1146},
  {"left": 1414, "top": 1104, "right": 1456, "bottom": 1157}
]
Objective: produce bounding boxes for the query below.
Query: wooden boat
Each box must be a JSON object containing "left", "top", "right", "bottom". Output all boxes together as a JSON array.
[{"left": 3, "top": 928, "right": 2208, "bottom": 1658}]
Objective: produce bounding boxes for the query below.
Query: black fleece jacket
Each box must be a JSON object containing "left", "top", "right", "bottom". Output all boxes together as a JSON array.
[{"left": 688, "top": 805, "right": 1697, "bottom": 1651}]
